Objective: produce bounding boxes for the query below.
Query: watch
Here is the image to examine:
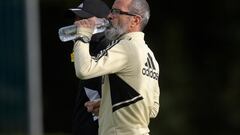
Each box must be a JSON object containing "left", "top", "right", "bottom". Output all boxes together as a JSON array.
[{"left": 77, "top": 35, "right": 90, "bottom": 43}]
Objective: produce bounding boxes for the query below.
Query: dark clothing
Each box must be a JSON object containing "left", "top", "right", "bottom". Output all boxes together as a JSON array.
[
  {"left": 72, "top": 32, "right": 109, "bottom": 135},
  {"left": 72, "top": 77, "right": 101, "bottom": 135}
]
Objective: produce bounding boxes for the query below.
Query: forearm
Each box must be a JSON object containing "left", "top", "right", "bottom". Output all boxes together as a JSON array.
[{"left": 74, "top": 41, "right": 129, "bottom": 80}]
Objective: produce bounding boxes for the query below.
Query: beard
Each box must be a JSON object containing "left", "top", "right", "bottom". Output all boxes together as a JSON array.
[{"left": 104, "top": 22, "right": 128, "bottom": 41}]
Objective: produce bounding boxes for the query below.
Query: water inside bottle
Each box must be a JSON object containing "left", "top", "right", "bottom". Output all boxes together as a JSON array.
[
  {"left": 58, "top": 18, "right": 109, "bottom": 42},
  {"left": 58, "top": 25, "right": 78, "bottom": 42}
]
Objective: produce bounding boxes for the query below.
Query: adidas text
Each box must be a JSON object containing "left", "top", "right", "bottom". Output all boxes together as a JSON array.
[{"left": 142, "top": 67, "right": 159, "bottom": 80}]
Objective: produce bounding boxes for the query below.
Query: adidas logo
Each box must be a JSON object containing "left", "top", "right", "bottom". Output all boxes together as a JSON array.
[{"left": 142, "top": 53, "right": 159, "bottom": 80}]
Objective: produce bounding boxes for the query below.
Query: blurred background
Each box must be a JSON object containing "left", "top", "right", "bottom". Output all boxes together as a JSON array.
[{"left": 0, "top": 0, "right": 240, "bottom": 135}]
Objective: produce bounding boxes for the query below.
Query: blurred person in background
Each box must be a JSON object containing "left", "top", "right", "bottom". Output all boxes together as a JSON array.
[
  {"left": 66, "top": 0, "right": 110, "bottom": 135},
  {"left": 73, "top": 0, "right": 160, "bottom": 134}
]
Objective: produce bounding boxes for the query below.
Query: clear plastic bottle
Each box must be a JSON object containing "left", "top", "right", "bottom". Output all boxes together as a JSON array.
[{"left": 58, "top": 18, "right": 109, "bottom": 42}]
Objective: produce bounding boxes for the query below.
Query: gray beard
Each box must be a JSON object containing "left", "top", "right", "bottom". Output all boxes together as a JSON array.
[{"left": 104, "top": 24, "right": 126, "bottom": 41}]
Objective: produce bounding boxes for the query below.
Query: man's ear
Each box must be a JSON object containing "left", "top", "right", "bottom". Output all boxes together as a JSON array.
[{"left": 131, "top": 15, "right": 141, "bottom": 28}]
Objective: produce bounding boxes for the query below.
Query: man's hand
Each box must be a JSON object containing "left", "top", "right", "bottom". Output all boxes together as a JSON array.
[
  {"left": 74, "top": 17, "right": 97, "bottom": 30},
  {"left": 84, "top": 99, "right": 100, "bottom": 116}
]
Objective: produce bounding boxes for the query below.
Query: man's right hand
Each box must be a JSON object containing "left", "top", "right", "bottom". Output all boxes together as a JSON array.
[{"left": 84, "top": 99, "right": 100, "bottom": 116}]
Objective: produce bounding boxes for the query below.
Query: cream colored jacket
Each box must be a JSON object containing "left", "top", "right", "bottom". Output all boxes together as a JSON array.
[{"left": 74, "top": 27, "right": 160, "bottom": 135}]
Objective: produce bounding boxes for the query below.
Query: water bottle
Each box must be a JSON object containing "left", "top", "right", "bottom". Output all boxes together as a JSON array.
[{"left": 58, "top": 18, "right": 109, "bottom": 42}]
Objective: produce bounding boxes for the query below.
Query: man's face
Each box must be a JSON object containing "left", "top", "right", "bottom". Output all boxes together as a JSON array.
[
  {"left": 104, "top": 19, "right": 128, "bottom": 41},
  {"left": 105, "top": 0, "right": 132, "bottom": 40}
]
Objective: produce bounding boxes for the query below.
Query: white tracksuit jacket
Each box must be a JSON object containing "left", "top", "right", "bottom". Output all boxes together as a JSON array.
[{"left": 74, "top": 27, "right": 160, "bottom": 135}]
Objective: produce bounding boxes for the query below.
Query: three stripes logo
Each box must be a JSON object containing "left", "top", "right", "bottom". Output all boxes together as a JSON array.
[{"left": 142, "top": 53, "right": 159, "bottom": 80}]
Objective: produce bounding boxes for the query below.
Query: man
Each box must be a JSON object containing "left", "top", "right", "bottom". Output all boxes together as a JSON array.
[
  {"left": 67, "top": 0, "right": 110, "bottom": 135},
  {"left": 73, "top": 0, "right": 160, "bottom": 134}
]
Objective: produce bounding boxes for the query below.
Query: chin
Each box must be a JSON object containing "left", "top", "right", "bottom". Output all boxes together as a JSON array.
[{"left": 105, "top": 28, "right": 119, "bottom": 40}]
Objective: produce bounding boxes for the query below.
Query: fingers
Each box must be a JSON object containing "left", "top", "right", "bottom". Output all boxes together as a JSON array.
[
  {"left": 74, "top": 18, "right": 96, "bottom": 29},
  {"left": 84, "top": 101, "right": 94, "bottom": 112},
  {"left": 84, "top": 100, "right": 100, "bottom": 116},
  {"left": 85, "top": 103, "right": 94, "bottom": 112}
]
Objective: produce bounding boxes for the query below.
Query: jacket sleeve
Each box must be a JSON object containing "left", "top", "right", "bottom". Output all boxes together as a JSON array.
[
  {"left": 150, "top": 85, "right": 160, "bottom": 118},
  {"left": 150, "top": 61, "right": 160, "bottom": 118},
  {"left": 73, "top": 28, "right": 129, "bottom": 80}
]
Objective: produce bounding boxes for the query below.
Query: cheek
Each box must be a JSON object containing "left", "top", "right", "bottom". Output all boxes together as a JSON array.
[
  {"left": 111, "top": 17, "right": 131, "bottom": 29},
  {"left": 118, "top": 18, "right": 129, "bottom": 27}
]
